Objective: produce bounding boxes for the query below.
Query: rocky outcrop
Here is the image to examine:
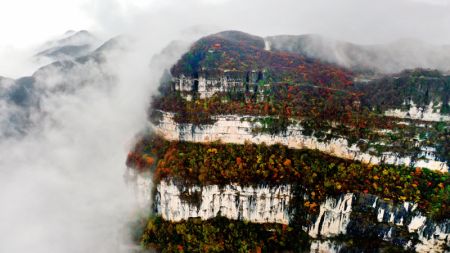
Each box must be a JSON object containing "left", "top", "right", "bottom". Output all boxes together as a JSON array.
[
  {"left": 307, "top": 193, "right": 353, "bottom": 238},
  {"left": 385, "top": 101, "right": 450, "bottom": 122},
  {"left": 173, "top": 71, "right": 265, "bottom": 99},
  {"left": 153, "top": 110, "right": 448, "bottom": 172},
  {"left": 346, "top": 194, "right": 449, "bottom": 252},
  {"left": 154, "top": 180, "right": 291, "bottom": 224},
  {"left": 133, "top": 174, "right": 449, "bottom": 252}
]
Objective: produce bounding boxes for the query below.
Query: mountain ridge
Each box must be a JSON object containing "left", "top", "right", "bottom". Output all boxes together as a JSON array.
[{"left": 128, "top": 30, "right": 450, "bottom": 252}]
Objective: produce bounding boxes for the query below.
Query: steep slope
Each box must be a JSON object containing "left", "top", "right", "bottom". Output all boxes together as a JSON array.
[{"left": 128, "top": 31, "right": 450, "bottom": 252}]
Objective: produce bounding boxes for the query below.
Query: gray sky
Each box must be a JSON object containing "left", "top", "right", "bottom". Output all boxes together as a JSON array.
[
  {"left": 1, "top": 0, "right": 450, "bottom": 48},
  {"left": 0, "top": 0, "right": 450, "bottom": 77},
  {"left": 89, "top": 0, "right": 450, "bottom": 45},
  {"left": 2, "top": 0, "right": 450, "bottom": 77}
]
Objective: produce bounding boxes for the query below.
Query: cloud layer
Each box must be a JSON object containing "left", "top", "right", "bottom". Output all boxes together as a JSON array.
[{"left": 0, "top": 35, "right": 178, "bottom": 253}]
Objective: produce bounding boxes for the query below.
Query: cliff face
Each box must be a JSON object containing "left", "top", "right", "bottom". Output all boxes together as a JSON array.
[
  {"left": 154, "top": 110, "right": 448, "bottom": 172},
  {"left": 134, "top": 175, "right": 449, "bottom": 252},
  {"left": 154, "top": 68, "right": 450, "bottom": 173},
  {"left": 128, "top": 31, "right": 450, "bottom": 252},
  {"left": 155, "top": 180, "right": 291, "bottom": 224}
]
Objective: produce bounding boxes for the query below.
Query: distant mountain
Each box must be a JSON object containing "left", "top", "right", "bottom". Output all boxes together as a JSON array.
[
  {"left": 267, "top": 34, "right": 450, "bottom": 73},
  {"left": 0, "top": 76, "right": 15, "bottom": 92},
  {"left": 35, "top": 30, "right": 101, "bottom": 61},
  {"left": 36, "top": 44, "right": 92, "bottom": 61},
  {"left": 90, "top": 35, "right": 127, "bottom": 56},
  {"left": 0, "top": 33, "right": 127, "bottom": 138}
]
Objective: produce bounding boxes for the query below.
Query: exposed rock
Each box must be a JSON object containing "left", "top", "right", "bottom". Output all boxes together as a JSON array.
[
  {"left": 308, "top": 193, "right": 353, "bottom": 238},
  {"left": 153, "top": 110, "right": 448, "bottom": 172},
  {"left": 155, "top": 180, "right": 291, "bottom": 224},
  {"left": 385, "top": 100, "right": 450, "bottom": 122},
  {"left": 134, "top": 174, "right": 450, "bottom": 252}
]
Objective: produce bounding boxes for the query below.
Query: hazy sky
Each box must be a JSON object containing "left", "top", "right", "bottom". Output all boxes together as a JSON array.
[
  {"left": 1, "top": 0, "right": 450, "bottom": 49},
  {"left": 0, "top": 0, "right": 449, "bottom": 78}
]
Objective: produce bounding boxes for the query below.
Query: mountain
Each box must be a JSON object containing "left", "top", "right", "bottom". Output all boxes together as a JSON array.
[
  {"left": 35, "top": 30, "right": 101, "bottom": 61},
  {"left": 127, "top": 31, "right": 450, "bottom": 252},
  {"left": 0, "top": 34, "right": 125, "bottom": 138}
]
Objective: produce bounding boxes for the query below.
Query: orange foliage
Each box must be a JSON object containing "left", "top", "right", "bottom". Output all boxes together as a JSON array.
[
  {"left": 144, "top": 155, "right": 155, "bottom": 166},
  {"left": 283, "top": 159, "right": 292, "bottom": 167}
]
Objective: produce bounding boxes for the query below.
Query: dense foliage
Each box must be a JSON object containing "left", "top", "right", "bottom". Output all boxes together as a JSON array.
[
  {"left": 127, "top": 134, "right": 450, "bottom": 220},
  {"left": 357, "top": 69, "right": 450, "bottom": 113},
  {"left": 152, "top": 86, "right": 450, "bottom": 166},
  {"left": 170, "top": 31, "right": 450, "bottom": 113},
  {"left": 170, "top": 31, "right": 353, "bottom": 87},
  {"left": 154, "top": 64, "right": 450, "bottom": 165},
  {"left": 140, "top": 216, "right": 308, "bottom": 253},
  {"left": 136, "top": 215, "right": 410, "bottom": 253},
  {"left": 153, "top": 83, "right": 365, "bottom": 127},
  {"left": 158, "top": 69, "right": 450, "bottom": 124}
]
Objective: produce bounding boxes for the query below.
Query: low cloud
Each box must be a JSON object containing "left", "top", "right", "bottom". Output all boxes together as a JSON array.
[
  {"left": 0, "top": 19, "right": 201, "bottom": 250},
  {"left": 0, "top": 36, "right": 175, "bottom": 252}
]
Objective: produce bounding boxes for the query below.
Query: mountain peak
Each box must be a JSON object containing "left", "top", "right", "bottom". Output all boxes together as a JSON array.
[{"left": 35, "top": 30, "right": 100, "bottom": 61}]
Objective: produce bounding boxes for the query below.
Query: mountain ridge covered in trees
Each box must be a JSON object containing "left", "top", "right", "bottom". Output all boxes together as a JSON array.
[{"left": 128, "top": 30, "right": 450, "bottom": 252}]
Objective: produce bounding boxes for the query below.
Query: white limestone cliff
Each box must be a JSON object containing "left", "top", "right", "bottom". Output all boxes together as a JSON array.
[
  {"left": 308, "top": 193, "right": 353, "bottom": 238},
  {"left": 133, "top": 176, "right": 449, "bottom": 252},
  {"left": 385, "top": 101, "right": 450, "bottom": 122},
  {"left": 155, "top": 180, "right": 292, "bottom": 224},
  {"left": 153, "top": 111, "right": 448, "bottom": 172}
]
